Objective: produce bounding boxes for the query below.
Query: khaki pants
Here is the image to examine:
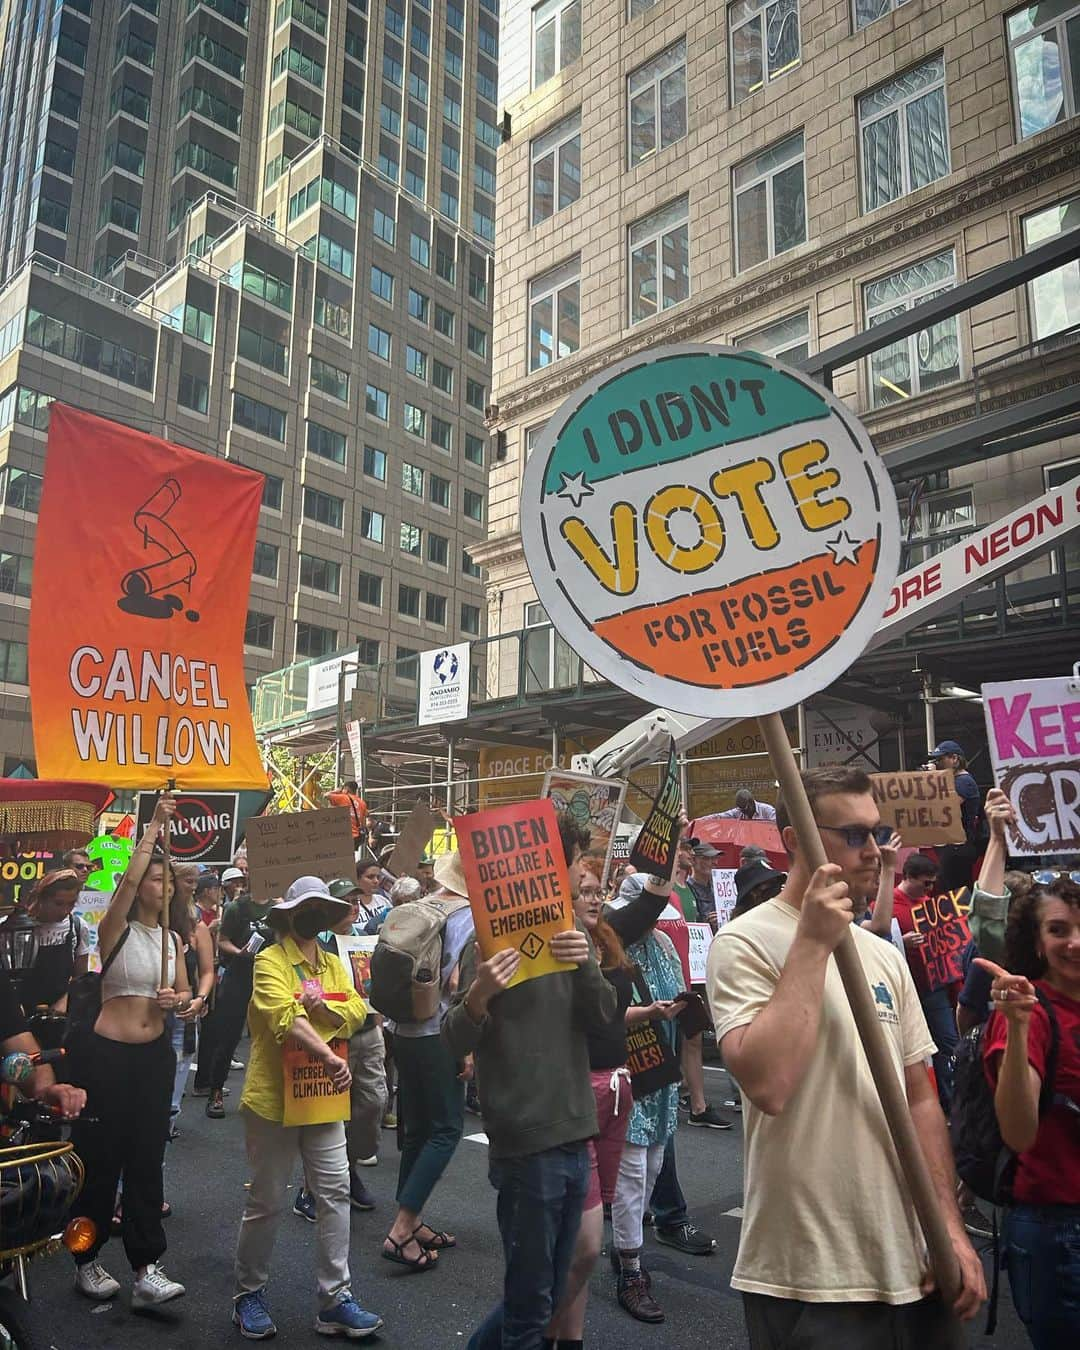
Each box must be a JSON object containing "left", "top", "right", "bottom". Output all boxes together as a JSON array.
[
  {"left": 347, "top": 1026, "right": 388, "bottom": 1168},
  {"left": 234, "top": 1108, "right": 351, "bottom": 1309}
]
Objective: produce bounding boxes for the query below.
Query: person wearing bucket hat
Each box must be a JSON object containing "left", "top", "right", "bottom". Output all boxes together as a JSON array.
[
  {"left": 231, "top": 876, "right": 382, "bottom": 1341},
  {"left": 731, "top": 860, "right": 787, "bottom": 921}
]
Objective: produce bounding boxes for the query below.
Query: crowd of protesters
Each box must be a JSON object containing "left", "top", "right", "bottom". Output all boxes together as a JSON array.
[{"left": 0, "top": 747, "right": 1077, "bottom": 1349}]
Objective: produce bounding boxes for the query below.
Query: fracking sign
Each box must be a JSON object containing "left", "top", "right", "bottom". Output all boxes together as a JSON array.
[
  {"left": 983, "top": 675, "right": 1080, "bottom": 855},
  {"left": 454, "top": 800, "right": 574, "bottom": 988},
  {"left": 520, "top": 345, "right": 900, "bottom": 718},
  {"left": 136, "top": 791, "right": 239, "bottom": 864}
]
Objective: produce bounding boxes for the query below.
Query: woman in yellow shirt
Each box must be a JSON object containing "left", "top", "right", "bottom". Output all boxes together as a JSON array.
[{"left": 231, "top": 876, "right": 383, "bottom": 1341}]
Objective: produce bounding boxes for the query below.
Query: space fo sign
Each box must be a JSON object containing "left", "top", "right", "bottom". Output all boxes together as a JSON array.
[
  {"left": 520, "top": 345, "right": 900, "bottom": 718},
  {"left": 418, "top": 642, "right": 471, "bottom": 726}
]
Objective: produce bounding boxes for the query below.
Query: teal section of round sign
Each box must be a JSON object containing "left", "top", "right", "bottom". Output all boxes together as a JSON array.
[{"left": 520, "top": 343, "right": 902, "bottom": 719}]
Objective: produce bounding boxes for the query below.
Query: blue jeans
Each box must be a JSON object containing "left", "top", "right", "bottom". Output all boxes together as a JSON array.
[
  {"left": 919, "top": 986, "right": 958, "bottom": 1110},
  {"left": 1004, "top": 1205, "right": 1080, "bottom": 1350},
  {"left": 467, "top": 1143, "right": 589, "bottom": 1350},
  {"left": 650, "top": 1133, "right": 687, "bottom": 1229}
]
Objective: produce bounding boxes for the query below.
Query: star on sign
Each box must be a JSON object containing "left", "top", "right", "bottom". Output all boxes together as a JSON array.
[
  {"left": 556, "top": 470, "right": 594, "bottom": 508},
  {"left": 826, "top": 529, "right": 862, "bottom": 565}
]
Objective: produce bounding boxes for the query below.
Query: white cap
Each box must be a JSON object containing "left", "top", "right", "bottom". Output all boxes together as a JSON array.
[{"left": 221, "top": 867, "right": 246, "bottom": 883}]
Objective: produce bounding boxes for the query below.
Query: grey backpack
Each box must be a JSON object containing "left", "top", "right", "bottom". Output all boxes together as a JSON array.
[{"left": 369, "top": 895, "right": 470, "bottom": 1022}]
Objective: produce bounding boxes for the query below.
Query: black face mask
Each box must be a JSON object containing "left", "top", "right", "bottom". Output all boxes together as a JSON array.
[{"left": 293, "top": 908, "right": 328, "bottom": 940}]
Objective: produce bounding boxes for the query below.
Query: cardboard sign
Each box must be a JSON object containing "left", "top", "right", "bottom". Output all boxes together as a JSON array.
[
  {"left": 687, "top": 922, "right": 714, "bottom": 983},
  {"left": 870, "top": 772, "right": 965, "bottom": 846},
  {"left": 282, "top": 1037, "right": 349, "bottom": 1127},
  {"left": 520, "top": 344, "right": 900, "bottom": 718},
  {"left": 983, "top": 676, "right": 1080, "bottom": 855},
  {"left": 454, "top": 800, "right": 574, "bottom": 987},
  {"left": 910, "top": 887, "right": 972, "bottom": 992},
  {"left": 136, "top": 791, "right": 239, "bottom": 864},
  {"left": 386, "top": 802, "right": 443, "bottom": 878},
  {"left": 711, "top": 869, "right": 738, "bottom": 928},
  {"left": 417, "top": 642, "right": 471, "bottom": 726},
  {"left": 542, "top": 770, "right": 628, "bottom": 887},
  {"left": 29, "top": 404, "right": 268, "bottom": 788},
  {"left": 336, "top": 934, "right": 378, "bottom": 996},
  {"left": 245, "top": 808, "right": 357, "bottom": 902},
  {"left": 629, "top": 743, "right": 681, "bottom": 876}
]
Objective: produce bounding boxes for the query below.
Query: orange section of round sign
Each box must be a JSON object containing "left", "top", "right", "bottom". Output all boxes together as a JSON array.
[{"left": 591, "top": 541, "right": 879, "bottom": 689}]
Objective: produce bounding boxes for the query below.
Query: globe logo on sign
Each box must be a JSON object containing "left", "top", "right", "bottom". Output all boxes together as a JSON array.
[{"left": 433, "top": 649, "right": 458, "bottom": 684}]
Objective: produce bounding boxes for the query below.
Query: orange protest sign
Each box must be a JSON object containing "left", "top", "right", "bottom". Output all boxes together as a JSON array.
[
  {"left": 282, "top": 1037, "right": 349, "bottom": 1127},
  {"left": 28, "top": 406, "right": 267, "bottom": 789},
  {"left": 454, "top": 800, "right": 574, "bottom": 988}
]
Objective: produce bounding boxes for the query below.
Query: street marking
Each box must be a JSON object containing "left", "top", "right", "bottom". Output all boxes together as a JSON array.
[
  {"left": 465, "top": 1132, "right": 489, "bottom": 1145},
  {"left": 723, "top": 1206, "right": 744, "bottom": 1218}
]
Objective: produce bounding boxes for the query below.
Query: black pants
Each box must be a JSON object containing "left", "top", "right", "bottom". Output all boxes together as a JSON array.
[
  {"left": 743, "top": 1292, "right": 964, "bottom": 1350},
  {"left": 194, "top": 963, "right": 252, "bottom": 1092},
  {"left": 69, "top": 1031, "right": 175, "bottom": 1270}
]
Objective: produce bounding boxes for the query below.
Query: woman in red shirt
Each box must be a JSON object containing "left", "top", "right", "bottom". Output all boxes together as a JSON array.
[{"left": 979, "top": 876, "right": 1080, "bottom": 1350}]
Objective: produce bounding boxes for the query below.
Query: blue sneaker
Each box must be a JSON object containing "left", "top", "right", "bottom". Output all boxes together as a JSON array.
[
  {"left": 233, "top": 1289, "right": 276, "bottom": 1340},
  {"left": 293, "top": 1188, "right": 317, "bottom": 1223},
  {"left": 315, "top": 1293, "right": 383, "bottom": 1338}
]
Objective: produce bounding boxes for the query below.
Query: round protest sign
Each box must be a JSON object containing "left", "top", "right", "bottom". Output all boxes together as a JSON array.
[{"left": 521, "top": 344, "right": 900, "bottom": 716}]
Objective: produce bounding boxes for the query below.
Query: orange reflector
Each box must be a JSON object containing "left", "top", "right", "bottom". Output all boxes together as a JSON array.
[{"left": 63, "top": 1217, "right": 97, "bottom": 1254}]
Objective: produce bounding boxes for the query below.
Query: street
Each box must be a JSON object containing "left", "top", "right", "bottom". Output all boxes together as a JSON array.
[{"left": 29, "top": 1057, "right": 1027, "bottom": 1350}]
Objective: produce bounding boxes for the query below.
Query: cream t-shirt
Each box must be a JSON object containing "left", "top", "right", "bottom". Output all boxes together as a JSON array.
[{"left": 707, "top": 897, "right": 936, "bottom": 1305}]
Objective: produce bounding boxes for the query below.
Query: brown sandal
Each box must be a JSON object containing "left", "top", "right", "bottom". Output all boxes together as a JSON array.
[
  {"left": 414, "top": 1223, "right": 456, "bottom": 1251},
  {"left": 381, "top": 1234, "right": 437, "bottom": 1272}
]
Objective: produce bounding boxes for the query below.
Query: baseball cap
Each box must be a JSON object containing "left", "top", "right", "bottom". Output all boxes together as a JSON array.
[
  {"left": 194, "top": 873, "right": 221, "bottom": 895},
  {"left": 221, "top": 867, "right": 246, "bottom": 883},
  {"left": 928, "top": 740, "right": 965, "bottom": 759},
  {"left": 692, "top": 842, "right": 720, "bottom": 859},
  {"left": 328, "top": 877, "right": 361, "bottom": 900}
]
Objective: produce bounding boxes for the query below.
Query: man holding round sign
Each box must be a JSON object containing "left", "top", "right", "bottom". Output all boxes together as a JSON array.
[{"left": 521, "top": 344, "right": 982, "bottom": 1340}]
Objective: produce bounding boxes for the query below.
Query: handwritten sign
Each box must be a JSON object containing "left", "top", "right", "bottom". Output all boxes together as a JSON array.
[
  {"left": 387, "top": 801, "right": 442, "bottom": 879},
  {"left": 542, "top": 770, "right": 628, "bottom": 887},
  {"left": 629, "top": 743, "right": 681, "bottom": 876},
  {"left": 870, "top": 771, "right": 964, "bottom": 846},
  {"left": 687, "top": 922, "right": 714, "bottom": 983},
  {"left": 983, "top": 676, "right": 1080, "bottom": 855},
  {"left": 282, "top": 1037, "right": 349, "bottom": 1127},
  {"left": 454, "top": 800, "right": 574, "bottom": 988},
  {"left": 711, "top": 869, "right": 738, "bottom": 928},
  {"left": 245, "top": 808, "right": 357, "bottom": 902},
  {"left": 911, "top": 887, "right": 972, "bottom": 991},
  {"left": 519, "top": 344, "right": 900, "bottom": 718}
]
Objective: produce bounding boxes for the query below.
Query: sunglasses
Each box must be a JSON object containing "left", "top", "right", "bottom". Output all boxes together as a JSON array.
[
  {"left": 818, "top": 824, "right": 894, "bottom": 849},
  {"left": 1033, "top": 870, "right": 1080, "bottom": 886}
]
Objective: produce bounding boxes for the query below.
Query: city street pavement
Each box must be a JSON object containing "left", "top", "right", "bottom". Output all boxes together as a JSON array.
[{"left": 30, "top": 1056, "right": 1027, "bottom": 1350}]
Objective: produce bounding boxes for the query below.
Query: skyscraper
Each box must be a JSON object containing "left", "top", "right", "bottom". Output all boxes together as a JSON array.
[{"left": 0, "top": 0, "right": 499, "bottom": 774}]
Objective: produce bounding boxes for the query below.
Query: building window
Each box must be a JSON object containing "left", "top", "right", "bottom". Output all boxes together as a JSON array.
[
  {"left": 528, "top": 257, "right": 580, "bottom": 370},
  {"left": 252, "top": 539, "right": 279, "bottom": 579},
  {"left": 370, "top": 265, "right": 395, "bottom": 302},
  {"left": 436, "top": 244, "right": 456, "bottom": 283},
  {"left": 366, "top": 384, "right": 389, "bottom": 420},
  {"left": 629, "top": 196, "right": 689, "bottom": 324},
  {"left": 429, "top": 532, "right": 449, "bottom": 565},
  {"left": 462, "top": 547, "right": 482, "bottom": 578},
  {"left": 360, "top": 507, "right": 385, "bottom": 543},
  {"left": 434, "top": 304, "right": 455, "bottom": 338},
  {"left": 533, "top": 0, "right": 580, "bottom": 88},
  {"left": 238, "top": 325, "right": 288, "bottom": 375},
  {"left": 357, "top": 571, "right": 383, "bottom": 606},
  {"left": 463, "top": 488, "right": 484, "bottom": 521},
  {"left": 735, "top": 309, "right": 810, "bottom": 363},
  {"left": 404, "top": 403, "right": 426, "bottom": 437},
  {"left": 400, "top": 523, "right": 422, "bottom": 556},
  {"left": 425, "top": 592, "right": 447, "bottom": 624},
  {"left": 0, "top": 551, "right": 33, "bottom": 598},
  {"left": 357, "top": 637, "right": 381, "bottom": 666},
  {"left": 410, "top": 231, "right": 431, "bottom": 266},
  {"left": 245, "top": 611, "right": 275, "bottom": 650},
  {"left": 467, "top": 324, "right": 488, "bottom": 357},
  {"left": 628, "top": 42, "right": 686, "bottom": 169},
  {"left": 179, "top": 371, "right": 209, "bottom": 413},
  {"left": 409, "top": 288, "right": 430, "bottom": 322},
  {"left": 363, "top": 445, "right": 387, "bottom": 480},
  {"left": 469, "top": 257, "right": 488, "bottom": 304},
  {"left": 1022, "top": 195, "right": 1080, "bottom": 339},
  {"left": 368, "top": 324, "right": 391, "bottom": 361},
  {"left": 531, "top": 111, "right": 581, "bottom": 224},
  {"left": 460, "top": 602, "right": 481, "bottom": 635},
  {"left": 406, "top": 345, "right": 429, "bottom": 380},
  {"left": 903, "top": 487, "right": 975, "bottom": 567},
  {"left": 299, "top": 553, "right": 341, "bottom": 595},
  {"left": 310, "top": 358, "right": 350, "bottom": 403},
  {"left": 374, "top": 207, "right": 396, "bottom": 244},
  {"left": 864, "top": 249, "right": 960, "bottom": 407},
  {"left": 402, "top": 462, "right": 425, "bottom": 495},
  {"left": 733, "top": 132, "right": 806, "bottom": 272},
  {"left": 1008, "top": 1, "right": 1080, "bottom": 139},
  {"left": 729, "top": 0, "right": 800, "bottom": 104},
  {"left": 464, "top": 433, "right": 485, "bottom": 465},
  {"left": 296, "top": 621, "right": 337, "bottom": 659},
  {"left": 303, "top": 486, "right": 344, "bottom": 530},
  {"left": 395, "top": 647, "right": 419, "bottom": 682},
  {"left": 261, "top": 473, "right": 283, "bottom": 510},
  {"left": 430, "top": 474, "right": 451, "bottom": 508},
  {"left": 854, "top": 0, "right": 912, "bottom": 29},
  {"left": 430, "top": 416, "right": 452, "bottom": 451},
  {"left": 466, "top": 378, "right": 486, "bottom": 411},
  {"left": 307, "top": 421, "right": 347, "bottom": 465},
  {"left": 232, "top": 393, "right": 286, "bottom": 441},
  {"left": 432, "top": 359, "right": 454, "bottom": 394},
  {"left": 859, "top": 55, "right": 949, "bottom": 213}
]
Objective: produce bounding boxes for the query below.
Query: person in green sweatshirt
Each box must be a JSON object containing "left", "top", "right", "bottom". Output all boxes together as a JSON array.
[{"left": 443, "top": 813, "right": 618, "bottom": 1350}]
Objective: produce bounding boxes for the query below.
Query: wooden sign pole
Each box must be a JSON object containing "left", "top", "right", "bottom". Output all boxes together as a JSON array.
[
  {"left": 758, "top": 711, "right": 961, "bottom": 1308},
  {"left": 160, "top": 779, "right": 176, "bottom": 988}
]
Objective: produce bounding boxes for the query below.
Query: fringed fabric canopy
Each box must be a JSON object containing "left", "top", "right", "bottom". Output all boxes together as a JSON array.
[{"left": 0, "top": 780, "right": 114, "bottom": 853}]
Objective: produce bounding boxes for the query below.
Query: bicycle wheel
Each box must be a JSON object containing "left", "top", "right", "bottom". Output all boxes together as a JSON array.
[{"left": 0, "top": 1287, "right": 45, "bottom": 1350}]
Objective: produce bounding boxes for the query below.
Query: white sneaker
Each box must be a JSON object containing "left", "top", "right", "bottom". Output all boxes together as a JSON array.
[
  {"left": 132, "top": 1263, "right": 185, "bottom": 1308},
  {"left": 75, "top": 1261, "right": 120, "bottom": 1301},
  {"left": 356, "top": 1155, "right": 378, "bottom": 1167},
  {"left": 230, "top": 1058, "right": 244, "bottom": 1071}
]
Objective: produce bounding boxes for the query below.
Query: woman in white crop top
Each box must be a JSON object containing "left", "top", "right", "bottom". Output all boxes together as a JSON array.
[{"left": 68, "top": 792, "right": 190, "bottom": 1312}]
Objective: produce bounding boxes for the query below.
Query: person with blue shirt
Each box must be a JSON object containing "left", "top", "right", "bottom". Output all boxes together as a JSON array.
[{"left": 926, "top": 740, "right": 985, "bottom": 891}]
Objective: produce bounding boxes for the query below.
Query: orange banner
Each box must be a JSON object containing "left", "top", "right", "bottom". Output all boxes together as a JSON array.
[{"left": 29, "top": 405, "right": 268, "bottom": 789}]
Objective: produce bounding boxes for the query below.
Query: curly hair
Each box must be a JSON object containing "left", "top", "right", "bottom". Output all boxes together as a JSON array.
[{"left": 1004, "top": 877, "right": 1080, "bottom": 980}]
